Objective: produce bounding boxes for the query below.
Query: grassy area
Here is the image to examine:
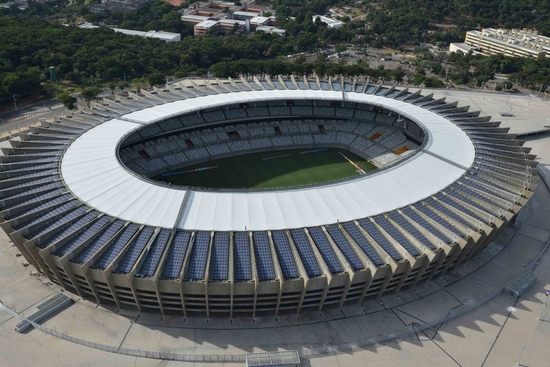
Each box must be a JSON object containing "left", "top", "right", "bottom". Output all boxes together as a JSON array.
[{"left": 154, "top": 148, "right": 377, "bottom": 189}]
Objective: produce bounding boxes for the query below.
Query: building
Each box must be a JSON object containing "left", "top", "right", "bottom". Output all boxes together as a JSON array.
[
  {"left": 233, "top": 10, "right": 261, "bottom": 21},
  {"left": 181, "top": 3, "right": 276, "bottom": 36},
  {"left": 79, "top": 23, "right": 181, "bottom": 42},
  {"left": 256, "top": 26, "right": 286, "bottom": 36},
  {"left": 89, "top": 0, "right": 148, "bottom": 14},
  {"left": 184, "top": 1, "right": 244, "bottom": 18},
  {"left": 180, "top": 14, "right": 211, "bottom": 25},
  {"left": 449, "top": 42, "right": 474, "bottom": 55},
  {"left": 211, "top": 1, "right": 234, "bottom": 9},
  {"left": 312, "top": 15, "right": 344, "bottom": 28},
  {"left": 464, "top": 28, "right": 550, "bottom": 59},
  {"left": 217, "top": 18, "right": 247, "bottom": 33},
  {"left": 249, "top": 16, "right": 272, "bottom": 29},
  {"left": 193, "top": 19, "right": 219, "bottom": 35},
  {"left": 188, "top": 7, "right": 225, "bottom": 18},
  {"left": 245, "top": 3, "right": 270, "bottom": 14},
  {"left": 188, "top": 17, "right": 248, "bottom": 35},
  {"left": 142, "top": 30, "right": 181, "bottom": 42},
  {"left": 0, "top": 76, "right": 536, "bottom": 317}
]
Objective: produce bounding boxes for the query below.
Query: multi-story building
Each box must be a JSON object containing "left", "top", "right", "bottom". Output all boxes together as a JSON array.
[
  {"left": 464, "top": 28, "right": 550, "bottom": 59},
  {"left": 249, "top": 16, "right": 272, "bottom": 29},
  {"left": 194, "top": 19, "right": 219, "bottom": 36},
  {"left": 233, "top": 11, "right": 261, "bottom": 21},
  {"left": 217, "top": 18, "right": 247, "bottom": 33},
  {"left": 181, "top": 14, "right": 211, "bottom": 25}
]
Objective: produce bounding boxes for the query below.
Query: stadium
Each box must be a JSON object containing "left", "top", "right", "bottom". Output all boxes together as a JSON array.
[{"left": 0, "top": 76, "right": 538, "bottom": 318}]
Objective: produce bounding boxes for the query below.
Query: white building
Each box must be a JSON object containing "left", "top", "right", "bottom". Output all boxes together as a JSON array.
[
  {"left": 233, "top": 11, "right": 261, "bottom": 21},
  {"left": 79, "top": 23, "right": 180, "bottom": 42},
  {"left": 449, "top": 43, "right": 474, "bottom": 55},
  {"left": 194, "top": 20, "right": 219, "bottom": 35},
  {"left": 217, "top": 18, "right": 247, "bottom": 32},
  {"left": 464, "top": 28, "right": 550, "bottom": 59},
  {"left": 312, "top": 15, "right": 344, "bottom": 29},
  {"left": 256, "top": 26, "right": 286, "bottom": 36},
  {"left": 180, "top": 14, "right": 210, "bottom": 25},
  {"left": 249, "top": 16, "right": 271, "bottom": 27}
]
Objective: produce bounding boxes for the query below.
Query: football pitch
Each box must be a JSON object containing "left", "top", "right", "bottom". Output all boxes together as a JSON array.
[{"left": 154, "top": 148, "right": 377, "bottom": 189}]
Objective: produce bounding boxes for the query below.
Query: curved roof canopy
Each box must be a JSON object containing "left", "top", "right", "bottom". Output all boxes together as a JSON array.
[{"left": 61, "top": 90, "right": 475, "bottom": 231}]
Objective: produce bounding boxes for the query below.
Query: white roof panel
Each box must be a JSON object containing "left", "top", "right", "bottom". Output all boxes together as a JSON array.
[
  {"left": 61, "top": 119, "right": 186, "bottom": 228},
  {"left": 61, "top": 89, "right": 475, "bottom": 231},
  {"left": 177, "top": 156, "right": 466, "bottom": 231}
]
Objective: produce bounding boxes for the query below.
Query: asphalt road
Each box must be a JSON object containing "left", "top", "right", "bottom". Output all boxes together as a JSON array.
[{"left": 0, "top": 99, "right": 65, "bottom": 135}]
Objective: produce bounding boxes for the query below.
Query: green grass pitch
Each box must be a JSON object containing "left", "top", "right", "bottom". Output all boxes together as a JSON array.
[{"left": 154, "top": 148, "right": 377, "bottom": 189}]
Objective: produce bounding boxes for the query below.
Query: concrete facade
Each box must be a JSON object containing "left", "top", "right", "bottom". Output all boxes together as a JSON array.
[{"left": 464, "top": 28, "right": 550, "bottom": 59}]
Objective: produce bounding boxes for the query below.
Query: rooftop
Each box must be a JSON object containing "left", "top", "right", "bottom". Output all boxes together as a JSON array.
[
  {"left": 181, "top": 14, "right": 210, "bottom": 21},
  {"left": 78, "top": 23, "right": 180, "bottom": 41},
  {"left": 195, "top": 20, "right": 219, "bottom": 28},
  {"left": 234, "top": 11, "right": 261, "bottom": 17},
  {"left": 256, "top": 26, "right": 286, "bottom": 35},
  {"left": 312, "top": 15, "right": 344, "bottom": 28},
  {"left": 62, "top": 88, "right": 474, "bottom": 231},
  {"left": 217, "top": 18, "right": 246, "bottom": 25},
  {"left": 466, "top": 28, "right": 550, "bottom": 55}
]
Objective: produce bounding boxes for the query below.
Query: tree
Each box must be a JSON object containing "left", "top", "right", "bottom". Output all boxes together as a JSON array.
[
  {"left": 391, "top": 67, "right": 405, "bottom": 83},
  {"left": 335, "top": 43, "right": 347, "bottom": 53},
  {"left": 423, "top": 77, "right": 445, "bottom": 88},
  {"left": 109, "top": 82, "right": 117, "bottom": 94},
  {"left": 80, "top": 87, "right": 102, "bottom": 108},
  {"left": 1, "top": 73, "right": 23, "bottom": 95},
  {"left": 316, "top": 53, "right": 327, "bottom": 62},
  {"left": 411, "top": 73, "right": 426, "bottom": 86},
  {"left": 117, "top": 81, "right": 129, "bottom": 93},
  {"left": 56, "top": 93, "right": 77, "bottom": 110},
  {"left": 227, "top": 23, "right": 239, "bottom": 36},
  {"left": 147, "top": 72, "right": 165, "bottom": 87},
  {"left": 295, "top": 54, "right": 306, "bottom": 64}
]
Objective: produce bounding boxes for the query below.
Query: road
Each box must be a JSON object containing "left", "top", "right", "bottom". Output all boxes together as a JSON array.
[{"left": 0, "top": 99, "right": 65, "bottom": 136}]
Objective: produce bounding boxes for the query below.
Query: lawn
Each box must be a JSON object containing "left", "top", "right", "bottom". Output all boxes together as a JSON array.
[{"left": 154, "top": 148, "right": 377, "bottom": 189}]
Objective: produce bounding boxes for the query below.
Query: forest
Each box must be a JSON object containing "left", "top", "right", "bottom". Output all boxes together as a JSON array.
[
  {"left": 362, "top": 0, "right": 550, "bottom": 46},
  {"left": 1, "top": 0, "right": 550, "bottom": 106}
]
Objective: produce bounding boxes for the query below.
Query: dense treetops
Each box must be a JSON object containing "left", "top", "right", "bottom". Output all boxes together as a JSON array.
[
  {"left": 1, "top": 0, "right": 550, "bottom": 107},
  {"left": 360, "top": 0, "right": 550, "bottom": 45}
]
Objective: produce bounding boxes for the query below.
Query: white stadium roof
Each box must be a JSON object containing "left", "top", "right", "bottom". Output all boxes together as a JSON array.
[{"left": 61, "top": 90, "right": 475, "bottom": 231}]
